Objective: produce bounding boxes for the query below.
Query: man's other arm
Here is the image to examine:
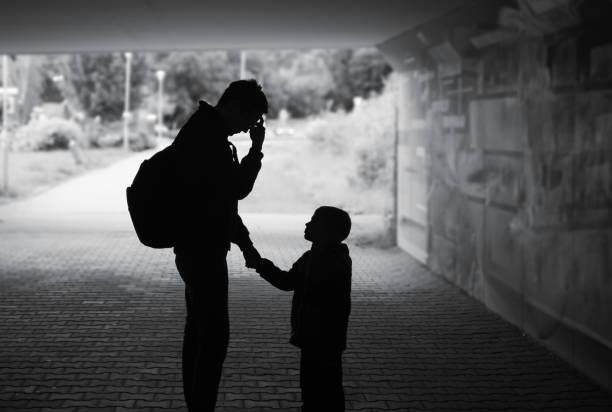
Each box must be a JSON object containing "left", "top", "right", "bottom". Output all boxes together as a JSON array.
[
  {"left": 230, "top": 214, "right": 260, "bottom": 268},
  {"left": 234, "top": 148, "right": 263, "bottom": 200}
]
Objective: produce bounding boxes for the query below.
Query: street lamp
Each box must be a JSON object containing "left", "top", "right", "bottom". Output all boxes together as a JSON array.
[
  {"left": 240, "top": 51, "right": 247, "bottom": 79},
  {"left": 123, "top": 52, "right": 133, "bottom": 151},
  {"left": 1, "top": 55, "right": 11, "bottom": 194},
  {"left": 155, "top": 69, "right": 165, "bottom": 139}
]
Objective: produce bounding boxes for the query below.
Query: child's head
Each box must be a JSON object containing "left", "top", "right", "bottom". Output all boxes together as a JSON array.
[{"left": 304, "top": 206, "right": 351, "bottom": 244}]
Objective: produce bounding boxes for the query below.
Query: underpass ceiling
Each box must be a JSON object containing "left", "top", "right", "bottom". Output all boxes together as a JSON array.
[{"left": 0, "top": 0, "right": 468, "bottom": 54}]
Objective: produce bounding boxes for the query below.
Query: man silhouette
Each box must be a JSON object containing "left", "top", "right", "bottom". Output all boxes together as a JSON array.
[{"left": 171, "top": 79, "right": 267, "bottom": 411}]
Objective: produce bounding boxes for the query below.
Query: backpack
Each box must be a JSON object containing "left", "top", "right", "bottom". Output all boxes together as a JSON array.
[{"left": 126, "top": 145, "right": 178, "bottom": 248}]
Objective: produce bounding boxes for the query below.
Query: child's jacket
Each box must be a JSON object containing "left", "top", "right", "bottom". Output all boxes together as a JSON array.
[{"left": 258, "top": 243, "right": 352, "bottom": 352}]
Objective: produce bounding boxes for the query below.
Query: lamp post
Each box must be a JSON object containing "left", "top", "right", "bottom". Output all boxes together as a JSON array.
[
  {"left": 240, "top": 51, "right": 247, "bottom": 79},
  {"left": 122, "top": 52, "right": 132, "bottom": 151},
  {"left": 155, "top": 69, "right": 165, "bottom": 139},
  {"left": 2, "top": 55, "right": 9, "bottom": 194}
]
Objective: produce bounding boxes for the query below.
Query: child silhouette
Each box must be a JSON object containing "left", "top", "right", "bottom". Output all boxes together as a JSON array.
[{"left": 255, "top": 206, "right": 352, "bottom": 411}]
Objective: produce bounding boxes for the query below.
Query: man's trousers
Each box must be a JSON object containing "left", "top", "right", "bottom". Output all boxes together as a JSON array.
[{"left": 175, "top": 250, "right": 229, "bottom": 412}]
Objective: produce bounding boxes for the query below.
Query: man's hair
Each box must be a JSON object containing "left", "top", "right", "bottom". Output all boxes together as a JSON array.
[
  {"left": 315, "top": 206, "right": 352, "bottom": 243},
  {"left": 217, "top": 79, "right": 268, "bottom": 114}
]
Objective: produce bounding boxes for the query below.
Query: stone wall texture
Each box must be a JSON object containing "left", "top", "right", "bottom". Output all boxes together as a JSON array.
[{"left": 379, "top": 0, "right": 612, "bottom": 390}]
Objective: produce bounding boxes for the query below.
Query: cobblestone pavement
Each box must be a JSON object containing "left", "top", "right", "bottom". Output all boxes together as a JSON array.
[{"left": 0, "top": 213, "right": 611, "bottom": 412}]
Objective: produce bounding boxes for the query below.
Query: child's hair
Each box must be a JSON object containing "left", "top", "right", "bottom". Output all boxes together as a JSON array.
[{"left": 316, "top": 206, "right": 352, "bottom": 243}]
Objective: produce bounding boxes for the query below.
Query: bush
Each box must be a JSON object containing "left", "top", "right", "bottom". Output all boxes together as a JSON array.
[
  {"left": 95, "top": 128, "right": 157, "bottom": 151},
  {"left": 302, "top": 111, "right": 351, "bottom": 156},
  {"left": 305, "top": 74, "right": 398, "bottom": 189},
  {"left": 293, "top": 74, "right": 400, "bottom": 214},
  {"left": 129, "top": 131, "right": 158, "bottom": 151},
  {"left": 13, "top": 117, "right": 84, "bottom": 151},
  {"left": 94, "top": 122, "right": 157, "bottom": 151},
  {"left": 356, "top": 146, "right": 389, "bottom": 187}
]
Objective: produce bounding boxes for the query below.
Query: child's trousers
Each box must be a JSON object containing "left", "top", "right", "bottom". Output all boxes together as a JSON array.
[{"left": 300, "top": 348, "right": 345, "bottom": 411}]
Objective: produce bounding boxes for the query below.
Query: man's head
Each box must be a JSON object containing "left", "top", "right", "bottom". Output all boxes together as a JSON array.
[
  {"left": 304, "top": 206, "right": 352, "bottom": 244},
  {"left": 215, "top": 79, "right": 268, "bottom": 135}
]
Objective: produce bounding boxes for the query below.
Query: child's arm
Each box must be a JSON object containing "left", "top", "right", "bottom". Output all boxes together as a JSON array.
[{"left": 255, "top": 255, "right": 306, "bottom": 291}]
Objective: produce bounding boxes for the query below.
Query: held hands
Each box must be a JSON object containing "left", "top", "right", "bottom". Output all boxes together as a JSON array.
[
  {"left": 242, "top": 245, "right": 261, "bottom": 269},
  {"left": 256, "top": 258, "right": 275, "bottom": 273},
  {"left": 249, "top": 117, "right": 265, "bottom": 151},
  {"left": 241, "top": 244, "right": 275, "bottom": 274}
]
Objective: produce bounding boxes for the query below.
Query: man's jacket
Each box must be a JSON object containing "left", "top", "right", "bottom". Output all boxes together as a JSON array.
[
  {"left": 257, "top": 243, "right": 352, "bottom": 352},
  {"left": 171, "top": 100, "right": 262, "bottom": 254}
]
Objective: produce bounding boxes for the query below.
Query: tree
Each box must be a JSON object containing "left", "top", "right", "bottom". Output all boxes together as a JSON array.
[
  {"left": 39, "top": 75, "right": 64, "bottom": 103},
  {"left": 154, "top": 51, "right": 239, "bottom": 126},
  {"left": 242, "top": 50, "right": 294, "bottom": 118},
  {"left": 325, "top": 48, "right": 392, "bottom": 112},
  {"left": 67, "top": 53, "right": 147, "bottom": 122},
  {"left": 279, "top": 49, "right": 334, "bottom": 118},
  {"left": 36, "top": 55, "right": 84, "bottom": 115},
  {"left": 242, "top": 49, "right": 335, "bottom": 118},
  {"left": 325, "top": 49, "right": 354, "bottom": 112},
  {"left": 246, "top": 48, "right": 393, "bottom": 117},
  {"left": 348, "top": 48, "right": 393, "bottom": 99}
]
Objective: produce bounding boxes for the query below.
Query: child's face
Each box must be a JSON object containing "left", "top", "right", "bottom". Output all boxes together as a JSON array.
[{"left": 304, "top": 212, "right": 324, "bottom": 242}]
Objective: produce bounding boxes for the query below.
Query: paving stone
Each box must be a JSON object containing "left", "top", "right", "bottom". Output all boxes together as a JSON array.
[{"left": 0, "top": 216, "right": 611, "bottom": 411}]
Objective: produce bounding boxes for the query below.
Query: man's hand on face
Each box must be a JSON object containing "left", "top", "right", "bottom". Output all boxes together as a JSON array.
[{"left": 249, "top": 117, "right": 265, "bottom": 151}]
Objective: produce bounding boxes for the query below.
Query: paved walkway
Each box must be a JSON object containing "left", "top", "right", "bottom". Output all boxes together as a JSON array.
[{"left": 1, "top": 148, "right": 611, "bottom": 411}]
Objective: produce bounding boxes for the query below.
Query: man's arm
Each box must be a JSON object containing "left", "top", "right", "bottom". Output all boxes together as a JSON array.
[
  {"left": 234, "top": 121, "right": 265, "bottom": 199},
  {"left": 234, "top": 148, "right": 263, "bottom": 200},
  {"left": 230, "top": 214, "right": 260, "bottom": 268}
]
